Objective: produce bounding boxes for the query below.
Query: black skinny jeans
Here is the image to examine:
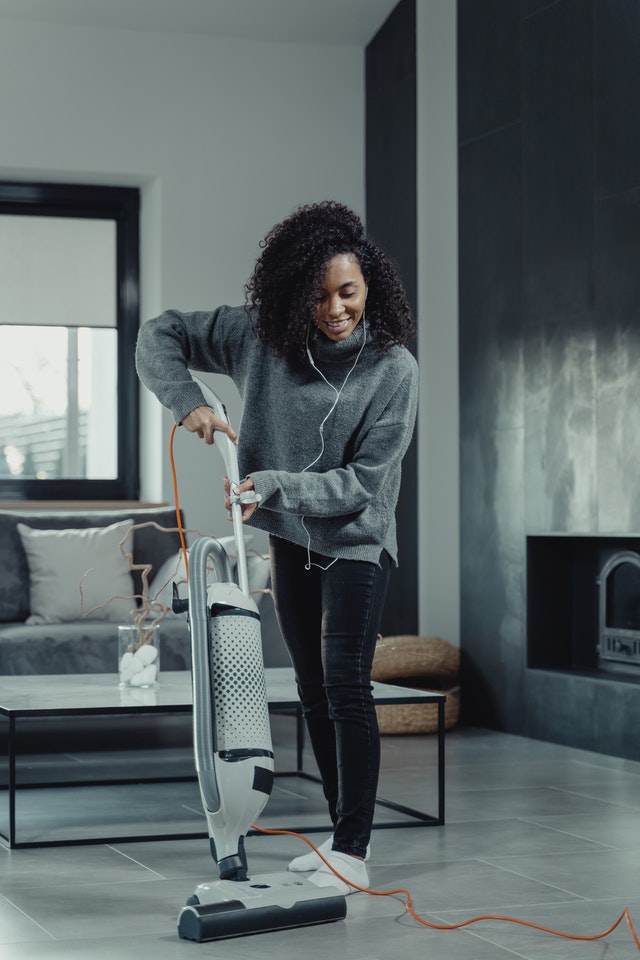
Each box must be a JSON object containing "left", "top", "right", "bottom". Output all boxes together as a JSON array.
[{"left": 269, "top": 536, "right": 391, "bottom": 859}]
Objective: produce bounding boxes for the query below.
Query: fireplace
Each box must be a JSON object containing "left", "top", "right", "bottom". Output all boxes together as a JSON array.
[
  {"left": 598, "top": 550, "right": 640, "bottom": 673},
  {"left": 527, "top": 534, "right": 640, "bottom": 680},
  {"left": 524, "top": 535, "right": 640, "bottom": 761}
]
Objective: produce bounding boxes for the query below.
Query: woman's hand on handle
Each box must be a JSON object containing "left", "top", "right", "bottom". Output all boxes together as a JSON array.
[
  {"left": 224, "top": 476, "right": 259, "bottom": 523},
  {"left": 182, "top": 406, "right": 237, "bottom": 445}
]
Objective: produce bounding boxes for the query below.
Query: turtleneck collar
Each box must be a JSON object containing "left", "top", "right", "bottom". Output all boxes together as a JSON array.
[{"left": 307, "top": 318, "right": 367, "bottom": 366}]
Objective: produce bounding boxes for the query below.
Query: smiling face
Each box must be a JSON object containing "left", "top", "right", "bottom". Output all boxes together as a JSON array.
[{"left": 314, "top": 253, "right": 367, "bottom": 342}]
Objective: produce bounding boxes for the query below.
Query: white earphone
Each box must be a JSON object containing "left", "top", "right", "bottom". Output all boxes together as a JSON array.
[
  {"left": 303, "top": 316, "right": 367, "bottom": 471},
  {"left": 301, "top": 316, "right": 367, "bottom": 570}
]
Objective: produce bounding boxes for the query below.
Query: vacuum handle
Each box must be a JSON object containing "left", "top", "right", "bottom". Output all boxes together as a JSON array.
[{"left": 190, "top": 375, "right": 254, "bottom": 596}]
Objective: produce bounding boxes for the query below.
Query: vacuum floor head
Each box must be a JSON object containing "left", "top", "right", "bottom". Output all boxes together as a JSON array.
[{"left": 178, "top": 874, "right": 347, "bottom": 941}]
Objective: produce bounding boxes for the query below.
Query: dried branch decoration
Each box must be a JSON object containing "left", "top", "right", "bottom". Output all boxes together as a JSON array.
[{"left": 79, "top": 521, "right": 271, "bottom": 651}]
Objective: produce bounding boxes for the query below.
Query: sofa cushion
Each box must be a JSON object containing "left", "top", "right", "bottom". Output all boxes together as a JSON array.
[
  {"left": 0, "top": 507, "right": 184, "bottom": 623},
  {"left": 0, "top": 618, "right": 191, "bottom": 675},
  {"left": 16, "top": 520, "right": 135, "bottom": 625}
]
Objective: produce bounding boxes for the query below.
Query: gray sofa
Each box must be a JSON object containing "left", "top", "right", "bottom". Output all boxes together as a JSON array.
[{"left": 0, "top": 506, "right": 289, "bottom": 676}]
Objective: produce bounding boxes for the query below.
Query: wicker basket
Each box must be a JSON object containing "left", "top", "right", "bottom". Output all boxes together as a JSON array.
[
  {"left": 371, "top": 635, "right": 459, "bottom": 685},
  {"left": 372, "top": 635, "right": 461, "bottom": 735},
  {"left": 376, "top": 686, "right": 460, "bottom": 735}
]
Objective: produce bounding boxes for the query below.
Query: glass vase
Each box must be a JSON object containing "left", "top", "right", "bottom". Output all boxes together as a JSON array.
[{"left": 118, "top": 622, "right": 160, "bottom": 687}]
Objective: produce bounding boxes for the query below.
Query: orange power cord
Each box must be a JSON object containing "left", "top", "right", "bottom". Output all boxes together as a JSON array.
[
  {"left": 252, "top": 826, "right": 640, "bottom": 951},
  {"left": 169, "top": 422, "right": 640, "bottom": 952},
  {"left": 169, "top": 423, "right": 189, "bottom": 577}
]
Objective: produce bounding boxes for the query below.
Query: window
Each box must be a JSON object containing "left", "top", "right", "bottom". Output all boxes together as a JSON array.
[{"left": 0, "top": 182, "right": 139, "bottom": 501}]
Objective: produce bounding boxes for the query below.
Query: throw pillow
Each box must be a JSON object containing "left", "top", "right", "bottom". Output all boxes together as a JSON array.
[{"left": 17, "top": 520, "right": 135, "bottom": 625}]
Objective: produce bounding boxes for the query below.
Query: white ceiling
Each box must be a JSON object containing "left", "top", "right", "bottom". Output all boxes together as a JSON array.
[{"left": 0, "top": 0, "right": 400, "bottom": 46}]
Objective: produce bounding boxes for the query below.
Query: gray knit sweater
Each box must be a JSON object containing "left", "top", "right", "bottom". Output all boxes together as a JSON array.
[{"left": 135, "top": 306, "right": 418, "bottom": 565}]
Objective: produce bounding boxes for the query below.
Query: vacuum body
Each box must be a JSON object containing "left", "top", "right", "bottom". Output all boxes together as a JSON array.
[{"left": 177, "top": 379, "right": 346, "bottom": 941}]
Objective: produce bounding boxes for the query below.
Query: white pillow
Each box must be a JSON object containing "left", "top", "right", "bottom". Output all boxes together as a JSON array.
[{"left": 17, "top": 520, "right": 136, "bottom": 625}]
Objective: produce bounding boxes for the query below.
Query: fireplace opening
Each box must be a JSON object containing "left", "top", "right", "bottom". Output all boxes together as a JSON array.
[
  {"left": 598, "top": 551, "right": 640, "bottom": 673},
  {"left": 527, "top": 535, "right": 640, "bottom": 681}
]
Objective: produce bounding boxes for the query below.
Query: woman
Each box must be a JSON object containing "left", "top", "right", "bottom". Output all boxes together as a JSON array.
[{"left": 136, "top": 201, "right": 418, "bottom": 894}]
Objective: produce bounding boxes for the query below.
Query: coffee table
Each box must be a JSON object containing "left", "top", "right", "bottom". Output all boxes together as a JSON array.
[{"left": 0, "top": 669, "right": 445, "bottom": 849}]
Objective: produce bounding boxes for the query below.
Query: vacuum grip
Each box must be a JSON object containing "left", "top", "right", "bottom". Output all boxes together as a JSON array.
[
  {"left": 190, "top": 374, "right": 251, "bottom": 596},
  {"left": 190, "top": 374, "right": 238, "bottom": 483}
]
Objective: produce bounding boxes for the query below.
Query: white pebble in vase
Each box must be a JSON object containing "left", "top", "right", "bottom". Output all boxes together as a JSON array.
[{"left": 118, "top": 624, "right": 160, "bottom": 687}]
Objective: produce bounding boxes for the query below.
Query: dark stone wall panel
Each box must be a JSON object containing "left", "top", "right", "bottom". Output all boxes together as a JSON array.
[
  {"left": 459, "top": 124, "right": 523, "bottom": 436},
  {"left": 522, "top": 0, "right": 595, "bottom": 323},
  {"left": 459, "top": 120, "right": 525, "bottom": 727},
  {"left": 595, "top": 0, "right": 640, "bottom": 198},
  {"left": 522, "top": 0, "right": 554, "bottom": 16},
  {"left": 523, "top": 317, "right": 598, "bottom": 532},
  {"left": 366, "top": 0, "right": 417, "bottom": 635},
  {"left": 458, "top": 0, "right": 521, "bottom": 143},
  {"left": 367, "top": 0, "right": 416, "bottom": 88},
  {"left": 596, "top": 189, "right": 640, "bottom": 531},
  {"left": 458, "top": 0, "right": 640, "bottom": 757},
  {"left": 366, "top": 76, "right": 417, "bottom": 307},
  {"left": 366, "top": 1, "right": 417, "bottom": 310},
  {"left": 460, "top": 425, "right": 526, "bottom": 728},
  {"left": 526, "top": 670, "right": 640, "bottom": 760}
]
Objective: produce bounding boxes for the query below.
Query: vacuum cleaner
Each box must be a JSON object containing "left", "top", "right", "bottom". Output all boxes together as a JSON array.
[{"left": 176, "top": 377, "right": 347, "bottom": 942}]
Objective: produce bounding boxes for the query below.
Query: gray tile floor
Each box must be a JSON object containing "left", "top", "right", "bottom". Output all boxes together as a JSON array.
[{"left": 2, "top": 719, "right": 640, "bottom": 959}]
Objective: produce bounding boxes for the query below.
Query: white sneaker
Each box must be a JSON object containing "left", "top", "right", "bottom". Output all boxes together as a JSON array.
[
  {"left": 288, "top": 836, "right": 370, "bottom": 872},
  {"left": 308, "top": 851, "right": 370, "bottom": 896},
  {"left": 288, "top": 836, "right": 334, "bottom": 872}
]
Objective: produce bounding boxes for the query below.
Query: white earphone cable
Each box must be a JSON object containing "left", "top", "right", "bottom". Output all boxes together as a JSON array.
[{"left": 301, "top": 317, "right": 367, "bottom": 570}]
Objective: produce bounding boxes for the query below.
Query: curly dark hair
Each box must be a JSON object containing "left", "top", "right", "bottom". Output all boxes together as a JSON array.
[{"left": 245, "top": 201, "right": 415, "bottom": 362}]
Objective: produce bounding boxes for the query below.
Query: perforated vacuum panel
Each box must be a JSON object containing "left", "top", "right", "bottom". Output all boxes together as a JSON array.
[{"left": 209, "top": 611, "right": 272, "bottom": 753}]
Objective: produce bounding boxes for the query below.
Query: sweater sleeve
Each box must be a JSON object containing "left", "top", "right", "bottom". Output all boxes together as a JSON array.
[
  {"left": 249, "top": 365, "right": 418, "bottom": 519},
  {"left": 135, "top": 307, "right": 248, "bottom": 424}
]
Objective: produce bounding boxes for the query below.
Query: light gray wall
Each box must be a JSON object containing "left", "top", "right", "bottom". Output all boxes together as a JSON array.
[
  {"left": 0, "top": 18, "right": 365, "bottom": 540},
  {"left": 0, "top": 7, "right": 461, "bottom": 646}
]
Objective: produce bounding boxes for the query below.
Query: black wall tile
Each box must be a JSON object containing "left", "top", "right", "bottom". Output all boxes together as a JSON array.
[
  {"left": 367, "top": 0, "right": 416, "bottom": 89},
  {"left": 522, "top": 0, "right": 595, "bottom": 323},
  {"left": 595, "top": 0, "right": 640, "bottom": 198},
  {"left": 459, "top": 124, "right": 523, "bottom": 434},
  {"left": 366, "top": 0, "right": 417, "bottom": 635},
  {"left": 458, "top": 0, "right": 521, "bottom": 144},
  {"left": 522, "top": 0, "right": 562, "bottom": 16}
]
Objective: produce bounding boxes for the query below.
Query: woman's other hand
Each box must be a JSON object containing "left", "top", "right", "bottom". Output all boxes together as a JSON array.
[{"left": 182, "top": 406, "right": 237, "bottom": 445}]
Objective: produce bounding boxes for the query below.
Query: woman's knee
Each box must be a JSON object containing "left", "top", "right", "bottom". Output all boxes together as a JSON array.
[
  {"left": 324, "top": 678, "right": 375, "bottom": 721},
  {"left": 296, "top": 677, "right": 329, "bottom": 718}
]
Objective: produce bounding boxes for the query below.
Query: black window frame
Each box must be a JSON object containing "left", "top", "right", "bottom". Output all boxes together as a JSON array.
[{"left": 0, "top": 181, "right": 140, "bottom": 501}]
